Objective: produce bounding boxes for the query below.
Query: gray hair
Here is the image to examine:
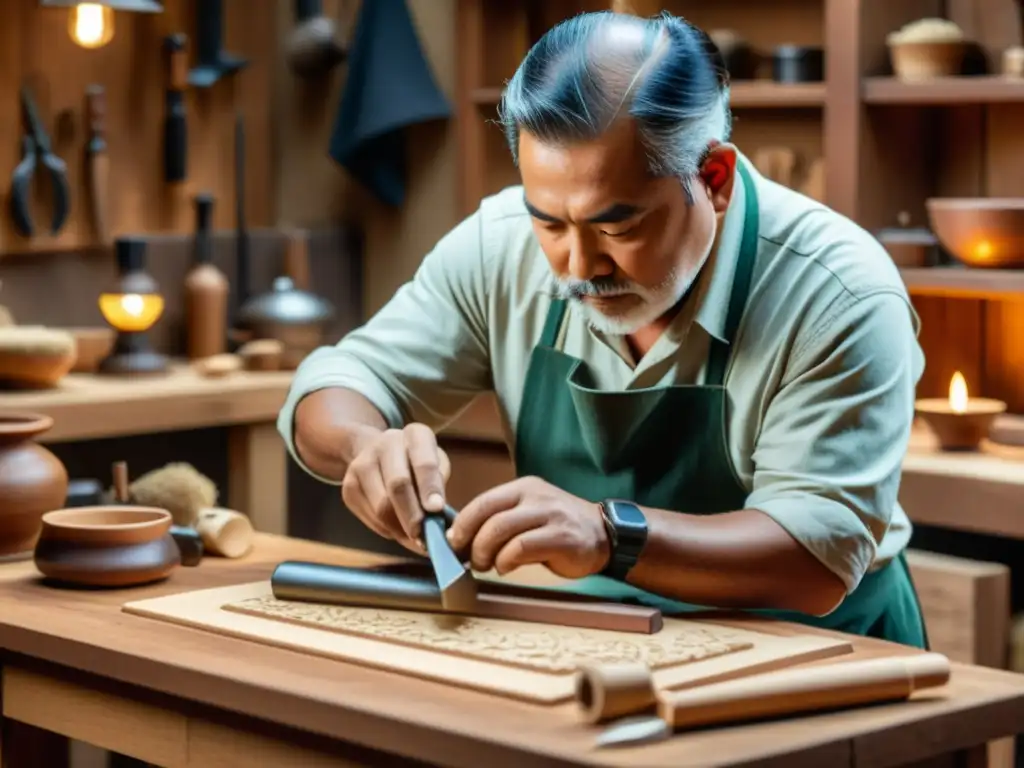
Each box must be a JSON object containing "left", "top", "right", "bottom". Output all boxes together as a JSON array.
[{"left": 497, "top": 11, "right": 732, "bottom": 183}]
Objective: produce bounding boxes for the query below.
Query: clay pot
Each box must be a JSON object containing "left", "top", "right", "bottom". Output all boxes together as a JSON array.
[
  {"left": 926, "top": 198, "right": 1024, "bottom": 269},
  {"left": 34, "top": 506, "right": 180, "bottom": 587},
  {"left": 889, "top": 40, "right": 965, "bottom": 80},
  {"left": 0, "top": 413, "right": 68, "bottom": 558}
]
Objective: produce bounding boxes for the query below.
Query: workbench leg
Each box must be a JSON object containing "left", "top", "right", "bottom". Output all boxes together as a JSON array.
[
  {"left": 0, "top": 720, "right": 70, "bottom": 768},
  {"left": 904, "top": 744, "right": 989, "bottom": 767},
  {"left": 227, "top": 421, "right": 288, "bottom": 535}
]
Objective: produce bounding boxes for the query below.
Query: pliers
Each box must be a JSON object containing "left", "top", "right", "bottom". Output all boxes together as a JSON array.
[{"left": 9, "top": 84, "right": 71, "bottom": 238}]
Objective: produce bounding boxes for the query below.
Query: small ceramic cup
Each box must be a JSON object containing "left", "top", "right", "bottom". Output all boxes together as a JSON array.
[{"left": 34, "top": 506, "right": 180, "bottom": 588}]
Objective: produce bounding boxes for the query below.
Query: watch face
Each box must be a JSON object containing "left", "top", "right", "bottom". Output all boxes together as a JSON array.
[{"left": 606, "top": 500, "right": 646, "bottom": 532}]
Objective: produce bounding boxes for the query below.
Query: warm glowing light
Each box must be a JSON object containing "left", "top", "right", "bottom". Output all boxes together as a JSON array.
[
  {"left": 972, "top": 239, "right": 994, "bottom": 263},
  {"left": 68, "top": 4, "right": 115, "bottom": 49},
  {"left": 949, "top": 371, "right": 968, "bottom": 414},
  {"left": 98, "top": 292, "right": 164, "bottom": 332}
]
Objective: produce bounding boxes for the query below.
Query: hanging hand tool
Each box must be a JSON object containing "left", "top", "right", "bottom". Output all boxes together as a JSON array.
[
  {"left": 163, "top": 33, "right": 189, "bottom": 183},
  {"left": 84, "top": 84, "right": 110, "bottom": 243},
  {"left": 188, "top": 0, "right": 248, "bottom": 88},
  {"left": 9, "top": 84, "right": 71, "bottom": 238}
]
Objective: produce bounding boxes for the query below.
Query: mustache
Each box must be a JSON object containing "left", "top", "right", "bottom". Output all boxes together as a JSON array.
[{"left": 552, "top": 278, "right": 635, "bottom": 300}]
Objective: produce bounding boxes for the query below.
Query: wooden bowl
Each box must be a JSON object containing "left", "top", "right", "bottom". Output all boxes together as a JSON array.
[
  {"left": 915, "top": 399, "right": 1006, "bottom": 450},
  {"left": 889, "top": 40, "right": 965, "bottom": 80},
  {"left": 0, "top": 327, "right": 77, "bottom": 388},
  {"left": 66, "top": 327, "right": 115, "bottom": 373},
  {"left": 33, "top": 506, "right": 181, "bottom": 588},
  {"left": 925, "top": 198, "right": 1024, "bottom": 268}
]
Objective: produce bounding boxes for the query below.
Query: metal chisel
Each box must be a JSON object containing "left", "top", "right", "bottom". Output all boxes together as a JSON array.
[{"left": 422, "top": 504, "right": 476, "bottom": 613}]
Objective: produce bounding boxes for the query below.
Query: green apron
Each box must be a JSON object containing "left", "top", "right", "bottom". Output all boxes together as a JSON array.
[{"left": 512, "top": 163, "right": 928, "bottom": 648}]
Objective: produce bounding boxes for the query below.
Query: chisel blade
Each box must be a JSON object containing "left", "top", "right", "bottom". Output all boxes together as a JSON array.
[
  {"left": 595, "top": 715, "right": 671, "bottom": 748},
  {"left": 422, "top": 514, "right": 476, "bottom": 613}
]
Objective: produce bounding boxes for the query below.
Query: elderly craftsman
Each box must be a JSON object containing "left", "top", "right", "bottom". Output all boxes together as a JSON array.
[{"left": 278, "top": 11, "right": 928, "bottom": 646}]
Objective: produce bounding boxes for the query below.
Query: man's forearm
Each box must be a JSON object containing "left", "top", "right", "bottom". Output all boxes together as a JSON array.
[
  {"left": 293, "top": 388, "right": 389, "bottom": 482},
  {"left": 627, "top": 507, "right": 848, "bottom": 616}
]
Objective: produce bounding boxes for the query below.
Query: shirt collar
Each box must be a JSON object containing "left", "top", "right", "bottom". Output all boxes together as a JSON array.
[{"left": 692, "top": 153, "right": 755, "bottom": 345}]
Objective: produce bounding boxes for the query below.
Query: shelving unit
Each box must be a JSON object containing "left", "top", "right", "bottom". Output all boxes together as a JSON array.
[
  {"left": 455, "top": 0, "right": 1024, "bottom": 413},
  {"left": 900, "top": 268, "right": 1024, "bottom": 299}
]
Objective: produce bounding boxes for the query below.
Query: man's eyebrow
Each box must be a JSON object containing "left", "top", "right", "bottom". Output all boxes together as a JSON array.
[{"left": 523, "top": 198, "right": 643, "bottom": 224}]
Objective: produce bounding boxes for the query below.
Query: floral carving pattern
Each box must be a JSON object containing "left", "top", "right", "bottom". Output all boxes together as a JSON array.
[{"left": 224, "top": 596, "right": 753, "bottom": 674}]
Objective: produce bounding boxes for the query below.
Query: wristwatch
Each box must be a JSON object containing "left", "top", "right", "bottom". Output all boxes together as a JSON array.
[{"left": 597, "top": 499, "right": 648, "bottom": 581}]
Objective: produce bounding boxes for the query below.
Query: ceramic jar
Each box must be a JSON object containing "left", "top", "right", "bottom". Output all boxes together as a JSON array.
[{"left": 0, "top": 413, "right": 68, "bottom": 558}]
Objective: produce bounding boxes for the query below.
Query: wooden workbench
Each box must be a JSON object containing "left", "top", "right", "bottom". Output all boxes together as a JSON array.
[
  {"left": 0, "top": 365, "right": 293, "bottom": 535},
  {"left": 0, "top": 534, "right": 1022, "bottom": 768}
]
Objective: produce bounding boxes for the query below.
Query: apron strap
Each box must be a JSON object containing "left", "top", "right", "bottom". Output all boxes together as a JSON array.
[
  {"left": 540, "top": 298, "right": 569, "bottom": 349},
  {"left": 705, "top": 160, "right": 760, "bottom": 387}
]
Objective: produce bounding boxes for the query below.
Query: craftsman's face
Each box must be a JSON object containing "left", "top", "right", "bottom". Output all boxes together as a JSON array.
[{"left": 518, "top": 119, "right": 735, "bottom": 334}]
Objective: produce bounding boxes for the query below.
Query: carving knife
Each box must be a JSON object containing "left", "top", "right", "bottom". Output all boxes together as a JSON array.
[{"left": 422, "top": 504, "right": 476, "bottom": 613}]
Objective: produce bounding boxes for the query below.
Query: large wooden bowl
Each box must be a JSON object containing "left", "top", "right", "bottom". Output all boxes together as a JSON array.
[
  {"left": 33, "top": 506, "right": 180, "bottom": 588},
  {"left": 926, "top": 198, "right": 1024, "bottom": 269},
  {"left": 0, "top": 327, "right": 77, "bottom": 387}
]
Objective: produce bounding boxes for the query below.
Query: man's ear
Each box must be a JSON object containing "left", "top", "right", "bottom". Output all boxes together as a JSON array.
[{"left": 699, "top": 143, "right": 737, "bottom": 214}]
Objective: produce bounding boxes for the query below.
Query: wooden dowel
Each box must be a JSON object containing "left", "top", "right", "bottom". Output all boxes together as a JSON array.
[
  {"left": 657, "top": 653, "right": 951, "bottom": 728},
  {"left": 111, "top": 461, "right": 129, "bottom": 503},
  {"left": 577, "top": 653, "right": 952, "bottom": 729}
]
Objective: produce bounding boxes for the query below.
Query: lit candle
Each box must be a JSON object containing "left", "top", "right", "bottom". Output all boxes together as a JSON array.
[{"left": 915, "top": 371, "right": 1006, "bottom": 451}]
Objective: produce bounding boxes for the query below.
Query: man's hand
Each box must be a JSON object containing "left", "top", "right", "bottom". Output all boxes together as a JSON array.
[
  {"left": 341, "top": 424, "right": 451, "bottom": 553},
  {"left": 446, "top": 476, "right": 609, "bottom": 578}
]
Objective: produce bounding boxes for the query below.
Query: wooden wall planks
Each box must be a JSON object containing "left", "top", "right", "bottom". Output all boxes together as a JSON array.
[{"left": 0, "top": 0, "right": 275, "bottom": 256}]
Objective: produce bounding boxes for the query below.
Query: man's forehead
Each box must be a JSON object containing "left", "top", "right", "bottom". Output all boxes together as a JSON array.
[{"left": 518, "top": 120, "right": 650, "bottom": 182}]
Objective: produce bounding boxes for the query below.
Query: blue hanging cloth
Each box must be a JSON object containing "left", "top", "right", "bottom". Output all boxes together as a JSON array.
[{"left": 328, "top": 0, "right": 452, "bottom": 207}]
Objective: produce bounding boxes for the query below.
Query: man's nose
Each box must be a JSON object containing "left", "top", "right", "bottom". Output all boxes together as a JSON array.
[{"left": 567, "top": 230, "right": 612, "bottom": 281}]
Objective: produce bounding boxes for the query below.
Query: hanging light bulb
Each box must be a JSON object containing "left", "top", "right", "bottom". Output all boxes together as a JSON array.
[
  {"left": 38, "top": 1, "right": 164, "bottom": 50},
  {"left": 69, "top": 3, "right": 115, "bottom": 49}
]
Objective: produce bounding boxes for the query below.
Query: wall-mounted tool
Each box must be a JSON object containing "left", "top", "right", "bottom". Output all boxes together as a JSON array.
[
  {"left": 287, "top": 0, "right": 347, "bottom": 79},
  {"left": 233, "top": 113, "right": 249, "bottom": 324},
  {"left": 84, "top": 84, "right": 110, "bottom": 243},
  {"left": 188, "top": 0, "right": 248, "bottom": 88},
  {"left": 9, "top": 84, "right": 71, "bottom": 238},
  {"left": 163, "top": 33, "right": 188, "bottom": 183}
]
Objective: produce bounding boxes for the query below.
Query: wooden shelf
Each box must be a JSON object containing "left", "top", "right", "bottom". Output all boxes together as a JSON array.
[
  {"left": 729, "top": 81, "right": 826, "bottom": 107},
  {"left": 863, "top": 76, "right": 1024, "bottom": 105},
  {"left": 900, "top": 267, "right": 1024, "bottom": 299},
  {"left": 470, "top": 81, "right": 825, "bottom": 109},
  {"left": 901, "top": 420, "right": 1024, "bottom": 540}
]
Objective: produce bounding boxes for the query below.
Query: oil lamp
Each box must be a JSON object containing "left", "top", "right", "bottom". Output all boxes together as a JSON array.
[
  {"left": 39, "top": 1, "right": 162, "bottom": 50},
  {"left": 914, "top": 371, "right": 1006, "bottom": 450},
  {"left": 97, "top": 237, "right": 168, "bottom": 375}
]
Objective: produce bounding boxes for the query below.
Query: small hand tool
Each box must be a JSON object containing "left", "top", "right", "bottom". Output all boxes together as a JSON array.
[
  {"left": 84, "top": 84, "right": 110, "bottom": 243},
  {"left": 9, "top": 84, "right": 71, "bottom": 238},
  {"left": 422, "top": 504, "right": 476, "bottom": 613},
  {"left": 163, "top": 33, "right": 189, "bottom": 183}
]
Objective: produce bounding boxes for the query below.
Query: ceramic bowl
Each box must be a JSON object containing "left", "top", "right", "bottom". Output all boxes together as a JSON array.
[
  {"left": 33, "top": 505, "right": 181, "bottom": 588},
  {"left": 65, "top": 327, "right": 115, "bottom": 373},
  {"left": 925, "top": 198, "right": 1024, "bottom": 269}
]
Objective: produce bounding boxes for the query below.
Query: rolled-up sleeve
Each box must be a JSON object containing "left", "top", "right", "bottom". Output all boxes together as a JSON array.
[
  {"left": 277, "top": 211, "right": 492, "bottom": 483},
  {"left": 745, "top": 289, "right": 923, "bottom": 597}
]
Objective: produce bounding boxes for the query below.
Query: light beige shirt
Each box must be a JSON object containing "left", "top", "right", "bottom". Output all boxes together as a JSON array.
[{"left": 278, "top": 154, "right": 924, "bottom": 595}]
